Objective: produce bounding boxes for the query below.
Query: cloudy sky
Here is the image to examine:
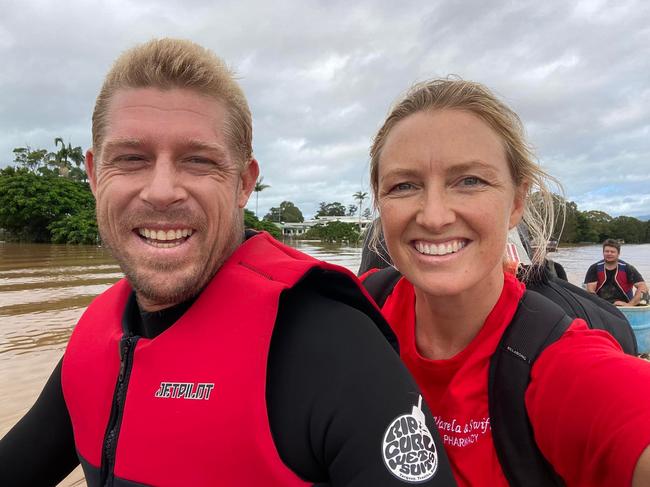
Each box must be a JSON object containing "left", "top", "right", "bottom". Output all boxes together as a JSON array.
[{"left": 1, "top": 0, "right": 649, "bottom": 219}]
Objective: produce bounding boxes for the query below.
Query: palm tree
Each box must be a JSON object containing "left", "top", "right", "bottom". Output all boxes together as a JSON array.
[
  {"left": 52, "top": 138, "right": 85, "bottom": 180},
  {"left": 254, "top": 177, "right": 271, "bottom": 218},
  {"left": 353, "top": 191, "right": 368, "bottom": 230}
]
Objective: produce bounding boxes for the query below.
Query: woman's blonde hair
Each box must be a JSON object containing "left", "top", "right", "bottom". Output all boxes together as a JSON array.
[{"left": 368, "top": 77, "right": 563, "bottom": 266}]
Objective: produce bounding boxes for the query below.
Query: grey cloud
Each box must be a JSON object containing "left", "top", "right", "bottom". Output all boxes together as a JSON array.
[{"left": 1, "top": 0, "right": 649, "bottom": 218}]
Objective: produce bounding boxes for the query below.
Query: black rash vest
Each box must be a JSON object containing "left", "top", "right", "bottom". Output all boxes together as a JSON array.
[{"left": 0, "top": 275, "right": 456, "bottom": 487}]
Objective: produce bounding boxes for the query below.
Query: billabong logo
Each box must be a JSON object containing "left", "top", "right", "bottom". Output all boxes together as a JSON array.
[
  {"left": 382, "top": 395, "right": 438, "bottom": 482},
  {"left": 154, "top": 382, "right": 215, "bottom": 400}
]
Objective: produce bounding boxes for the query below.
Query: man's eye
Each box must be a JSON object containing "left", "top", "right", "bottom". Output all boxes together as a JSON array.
[
  {"left": 185, "top": 157, "right": 215, "bottom": 166},
  {"left": 112, "top": 154, "right": 147, "bottom": 165},
  {"left": 460, "top": 176, "right": 484, "bottom": 186}
]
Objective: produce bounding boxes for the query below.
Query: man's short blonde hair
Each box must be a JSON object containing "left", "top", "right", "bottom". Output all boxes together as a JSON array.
[{"left": 92, "top": 38, "right": 252, "bottom": 166}]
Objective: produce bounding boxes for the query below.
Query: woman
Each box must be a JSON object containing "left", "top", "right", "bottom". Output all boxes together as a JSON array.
[{"left": 364, "top": 78, "right": 650, "bottom": 486}]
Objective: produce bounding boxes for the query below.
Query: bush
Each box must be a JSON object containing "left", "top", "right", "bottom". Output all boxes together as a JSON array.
[
  {"left": 0, "top": 167, "right": 96, "bottom": 243},
  {"left": 244, "top": 209, "right": 282, "bottom": 239},
  {"left": 303, "top": 221, "right": 360, "bottom": 243},
  {"left": 49, "top": 208, "right": 99, "bottom": 244}
]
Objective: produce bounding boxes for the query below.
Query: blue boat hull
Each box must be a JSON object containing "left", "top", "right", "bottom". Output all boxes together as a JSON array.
[{"left": 619, "top": 306, "right": 650, "bottom": 354}]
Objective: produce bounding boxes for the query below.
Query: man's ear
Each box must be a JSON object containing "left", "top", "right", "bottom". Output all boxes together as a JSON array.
[
  {"left": 238, "top": 158, "right": 260, "bottom": 208},
  {"left": 86, "top": 149, "right": 98, "bottom": 197}
]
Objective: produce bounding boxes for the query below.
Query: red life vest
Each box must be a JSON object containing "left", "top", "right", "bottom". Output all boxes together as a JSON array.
[
  {"left": 62, "top": 232, "right": 364, "bottom": 487},
  {"left": 595, "top": 260, "right": 634, "bottom": 301}
]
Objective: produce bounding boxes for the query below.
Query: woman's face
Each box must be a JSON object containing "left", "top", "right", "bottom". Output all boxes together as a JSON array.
[{"left": 377, "top": 109, "right": 526, "bottom": 298}]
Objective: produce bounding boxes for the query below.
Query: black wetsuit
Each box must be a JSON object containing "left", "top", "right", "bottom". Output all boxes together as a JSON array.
[{"left": 0, "top": 274, "right": 456, "bottom": 486}]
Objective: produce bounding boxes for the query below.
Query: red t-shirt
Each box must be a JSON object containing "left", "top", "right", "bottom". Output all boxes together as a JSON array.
[{"left": 375, "top": 271, "right": 650, "bottom": 487}]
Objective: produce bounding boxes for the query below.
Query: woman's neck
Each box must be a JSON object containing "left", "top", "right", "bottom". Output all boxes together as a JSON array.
[{"left": 413, "top": 271, "right": 505, "bottom": 360}]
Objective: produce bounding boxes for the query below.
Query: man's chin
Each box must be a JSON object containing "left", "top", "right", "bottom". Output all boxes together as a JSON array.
[{"left": 126, "top": 270, "right": 209, "bottom": 311}]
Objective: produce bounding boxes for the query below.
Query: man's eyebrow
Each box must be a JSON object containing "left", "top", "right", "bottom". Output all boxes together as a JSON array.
[
  {"left": 101, "top": 138, "right": 143, "bottom": 153},
  {"left": 180, "top": 139, "right": 229, "bottom": 159},
  {"left": 101, "top": 138, "right": 229, "bottom": 159}
]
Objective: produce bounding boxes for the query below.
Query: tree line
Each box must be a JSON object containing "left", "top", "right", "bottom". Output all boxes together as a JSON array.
[{"left": 549, "top": 196, "right": 650, "bottom": 244}]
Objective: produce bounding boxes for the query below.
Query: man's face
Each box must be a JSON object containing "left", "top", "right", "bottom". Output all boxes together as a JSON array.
[
  {"left": 86, "top": 88, "right": 258, "bottom": 311},
  {"left": 603, "top": 245, "right": 620, "bottom": 264}
]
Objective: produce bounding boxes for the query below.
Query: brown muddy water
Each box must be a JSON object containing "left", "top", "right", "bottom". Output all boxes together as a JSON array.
[{"left": 1, "top": 241, "right": 649, "bottom": 486}]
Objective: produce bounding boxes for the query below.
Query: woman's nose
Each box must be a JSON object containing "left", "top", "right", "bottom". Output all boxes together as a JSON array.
[{"left": 415, "top": 186, "right": 456, "bottom": 231}]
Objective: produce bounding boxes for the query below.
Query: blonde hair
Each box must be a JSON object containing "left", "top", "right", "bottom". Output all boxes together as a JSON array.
[
  {"left": 92, "top": 38, "right": 252, "bottom": 166},
  {"left": 368, "top": 77, "right": 563, "bottom": 266}
]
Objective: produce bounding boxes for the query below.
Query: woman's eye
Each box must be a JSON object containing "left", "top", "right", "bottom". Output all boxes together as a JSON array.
[{"left": 393, "top": 182, "right": 414, "bottom": 192}]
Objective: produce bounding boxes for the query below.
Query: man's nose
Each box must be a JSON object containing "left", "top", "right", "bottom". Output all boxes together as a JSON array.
[
  {"left": 139, "top": 159, "right": 188, "bottom": 210},
  {"left": 415, "top": 185, "right": 456, "bottom": 230}
]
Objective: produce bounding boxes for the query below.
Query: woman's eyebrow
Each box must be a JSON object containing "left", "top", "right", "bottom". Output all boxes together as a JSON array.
[
  {"left": 379, "top": 167, "right": 421, "bottom": 184},
  {"left": 445, "top": 160, "right": 499, "bottom": 177}
]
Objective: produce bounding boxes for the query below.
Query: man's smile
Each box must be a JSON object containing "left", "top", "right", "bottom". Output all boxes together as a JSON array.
[{"left": 136, "top": 227, "right": 195, "bottom": 248}]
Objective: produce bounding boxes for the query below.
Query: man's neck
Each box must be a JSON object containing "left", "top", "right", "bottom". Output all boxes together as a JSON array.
[{"left": 604, "top": 260, "right": 618, "bottom": 270}]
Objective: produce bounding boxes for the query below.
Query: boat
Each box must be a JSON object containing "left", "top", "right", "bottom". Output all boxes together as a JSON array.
[{"left": 618, "top": 306, "right": 650, "bottom": 354}]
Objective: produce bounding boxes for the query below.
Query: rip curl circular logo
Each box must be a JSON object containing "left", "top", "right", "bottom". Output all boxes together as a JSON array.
[{"left": 382, "top": 395, "right": 438, "bottom": 482}]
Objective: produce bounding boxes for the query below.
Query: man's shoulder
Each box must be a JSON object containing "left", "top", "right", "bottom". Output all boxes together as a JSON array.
[
  {"left": 276, "top": 271, "right": 398, "bottom": 350},
  {"left": 621, "top": 262, "right": 644, "bottom": 282},
  {"left": 584, "top": 262, "right": 600, "bottom": 282}
]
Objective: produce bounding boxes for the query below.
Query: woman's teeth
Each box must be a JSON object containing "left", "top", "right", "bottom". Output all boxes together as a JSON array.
[{"left": 415, "top": 240, "right": 466, "bottom": 256}]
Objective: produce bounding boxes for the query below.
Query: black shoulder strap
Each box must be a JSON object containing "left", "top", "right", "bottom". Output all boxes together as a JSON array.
[
  {"left": 488, "top": 290, "right": 572, "bottom": 487},
  {"left": 361, "top": 267, "right": 402, "bottom": 308}
]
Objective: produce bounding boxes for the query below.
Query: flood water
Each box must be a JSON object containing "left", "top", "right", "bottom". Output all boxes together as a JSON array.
[{"left": 1, "top": 240, "right": 649, "bottom": 486}]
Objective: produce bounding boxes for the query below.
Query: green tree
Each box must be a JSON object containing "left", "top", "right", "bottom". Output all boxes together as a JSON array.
[
  {"left": 576, "top": 212, "right": 599, "bottom": 242},
  {"left": 316, "top": 201, "right": 346, "bottom": 217},
  {"left": 253, "top": 176, "right": 270, "bottom": 218},
  {"left": 264, "top": 201, "right": 304, "bottom": 223},
  {"left": 303, "top": 221, "right": 359, "bottom": 243},
  {"left": 362, "top": 207, "right": 372, "bottom": 219},
  {"left": 609, "top": 216, "right": 645, "bottom": 243},
  {"left": 347, "top": 204, "right": 358, "bottom": 216},
  {"left": 12, "top": 139, "right": 86, "bottom": 181},
  {"left": 0, "top": 167, "right": 96, "bottom": 242},
  {"left": 582, "top": 210, "right": 613, "bottom": 242},
  {"left": 52, "top": 137, "right": 87, "bottom": 182},
  {"left": 13, "top": 146, "right": 49, "bottom": 173},
  {"left": 555, "top": 198, "right": 578, "bottom": 244},
  {"left": 353, "top": 191, "right": 368, "bottom": 230},
  {"left": 49, "top": 207, "right": 98, "bottom": 244}
]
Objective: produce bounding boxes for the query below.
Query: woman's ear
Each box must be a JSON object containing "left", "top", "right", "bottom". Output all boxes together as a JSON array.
[{"left": 509, "top": 180, "right": 529, "bottom": 229}]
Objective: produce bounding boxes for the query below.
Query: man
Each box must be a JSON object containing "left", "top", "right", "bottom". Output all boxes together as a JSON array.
[
  {"left": 584, "top": 238, "right": 648, "bottom": 306},
  {"left": 0, "top": 39, "right": 456, "bottom": 487}
]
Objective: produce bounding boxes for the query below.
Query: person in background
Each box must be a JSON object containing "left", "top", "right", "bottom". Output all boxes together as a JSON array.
[
  {"left": 584, "top": 238, "right": 649, "bottom": 306},
  {"left": 0, "top": 39, "right": 457, "bottom": 487},
  {"left": 362, "top": 77, "right": 650, "bottom": 486}
]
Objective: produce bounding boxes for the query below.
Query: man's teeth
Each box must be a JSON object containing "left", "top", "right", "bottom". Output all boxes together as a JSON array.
[
  {"left": 138, "top": 228, "right": 193, "bottom": 241},
  {"left": 415, "top": 240, "right": 466, "bottom": 256}
]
